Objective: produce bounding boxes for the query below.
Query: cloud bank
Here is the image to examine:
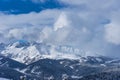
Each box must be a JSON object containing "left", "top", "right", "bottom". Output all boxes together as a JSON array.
[{"left": 0, "top": 0, "right": 120, "bottom": 57}]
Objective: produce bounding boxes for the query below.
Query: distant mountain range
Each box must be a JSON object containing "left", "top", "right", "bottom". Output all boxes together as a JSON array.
[
  {"left": 0, "top": 41, "right": 84, "bottom": 64},
  {"left": 0, "top": 41, "right": 120, "bottom": 80}
]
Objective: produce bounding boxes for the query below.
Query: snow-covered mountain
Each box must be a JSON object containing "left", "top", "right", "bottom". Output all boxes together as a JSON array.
[
  {"left": 0, "top": 56, "right": 120, "bottom": 80},
  {"left": 1, "top": 41, "right": 42, "bottom": 64},
  {"left": 1, "top": 41, "right": 120, "bottom": 80},
  {"left": 0, "top": 41, "right": 84, "bottom": 64}
]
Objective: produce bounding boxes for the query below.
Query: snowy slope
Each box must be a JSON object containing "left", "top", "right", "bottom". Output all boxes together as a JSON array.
[
  {"left": 1, "top": 41, "right": 84, "bottom": 64},
  {"left": 1, "top": 41, "right": 40, "bottom": 64},
  {"left": 0, "top": 55, "right": 26, "bottom": 69}
]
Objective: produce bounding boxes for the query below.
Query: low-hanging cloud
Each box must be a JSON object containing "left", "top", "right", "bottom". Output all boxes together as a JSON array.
[
  {"left": 105, "top": 11, "right": 120, "bottom": 45},
  {"left": 0, "top": 0, "right": 120, "bottom": 57},
  {"left": 0, "top": 9, "right": 61, "bottom": 42}
]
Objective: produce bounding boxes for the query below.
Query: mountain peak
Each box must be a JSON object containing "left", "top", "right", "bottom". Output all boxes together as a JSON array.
[{"left": 10, "top": 40, "right": 30, "bottom": 48}]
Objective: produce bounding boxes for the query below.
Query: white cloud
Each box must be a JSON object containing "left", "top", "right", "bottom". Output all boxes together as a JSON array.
[
  {"left": 105, "top": 12, "right": 120, "bottom": 45},
  {"left": 0, "top": 0, "right": 120, "bottom": 57},
  {"left": 59, "top": 0, "right": 120, "bottom": 57},
  {"left": 105, "top": 24, "right": 120, "bottom": 45},
  {"left": 0, "top": 9, "right": 61, "bottom": 30},
  {"left": 54, "top": 12, "right": 70, "bottom": 31},
  {"left": 0, "top": 9, "right": 62, "bottom": 42}
]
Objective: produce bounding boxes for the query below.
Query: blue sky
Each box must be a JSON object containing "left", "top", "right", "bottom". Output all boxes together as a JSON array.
[
  {"left": 0, "top": 0, "right": 65, "bottom": 14},
  {"left": 0, "top": 0, "right": 120, "bottom": 57}
]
